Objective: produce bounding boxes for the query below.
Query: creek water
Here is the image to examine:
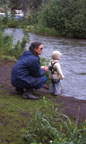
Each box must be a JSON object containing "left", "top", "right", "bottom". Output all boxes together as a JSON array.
[{"left": 4, "top": 28, "right": 86, "bottom": 100}]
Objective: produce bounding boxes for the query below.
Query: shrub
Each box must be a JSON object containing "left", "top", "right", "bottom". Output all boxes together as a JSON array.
[
  {"left": 0, "top": 30, "right": 29, "bottom": 60},
  {"left": 10, "top": 38, "right": 27, "bottom": 59},
  {"left": 29, "top": 24, "right": 58, "bottom": 36},
  {"left": 0, "top": 32, "right": 13, "bottom": 55},
  {"left": 37, "top": 0, "right": 86, "bottom": 38}
]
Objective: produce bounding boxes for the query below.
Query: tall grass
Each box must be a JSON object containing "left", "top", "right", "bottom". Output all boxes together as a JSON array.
[
  {"left": 0, "top": 31, "right": 29, "bottom": 60},
  {"left": 10, "top": 37, "right": 28, "bottom": 59},
  {"left": 28, "top": 24, "right": 58, "bottom": 36},
  {"left": 23, "top": 98, "right": 86, "bottom": 144}
]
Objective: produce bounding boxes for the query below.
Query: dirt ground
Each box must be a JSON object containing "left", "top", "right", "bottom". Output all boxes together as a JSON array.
[{"left": 0, "top": 59, "right": 86, "bottom": 122}]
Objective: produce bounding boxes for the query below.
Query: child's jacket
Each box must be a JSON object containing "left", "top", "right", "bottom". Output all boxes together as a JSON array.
[{"left": 48, "top": 60, "right": 64, "bottom": 82}]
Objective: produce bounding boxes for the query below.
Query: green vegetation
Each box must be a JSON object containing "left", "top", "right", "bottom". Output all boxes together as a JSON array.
[
  {"left": 0, "top": 30, "right": 29, "bottom": 60},
  {"left": 27, "top": 0, "right": 86, "bottom": 38},
  {"left": 28, "top": 24, "right": 58, "bottom": 36},
  {"left": 24, "top": 112, "right": 86, "bottom": 144},
  {"left": 0, "top": 0, "right": 86, "bottom": 38},
  {"left": 0, "top": 88, "right": 59, "bottom": 144},
  {"left": 0, "top": 0, "right": 86, "bottom": 143},
  {"left": 1, "top": 88, "right": 86, "bottom": 144},
  {"left": 23, "top": 97, "right": 86, "bottom": 144},
  {"left": 40, "top": 57, "right": 50, "bottom": 84},
  {"left": 0, "top": 90, "right": 44, "bottom": 143},
  {"left": 0, "top": 90, "right": 28, "bottom": 144},
  {"left": 0, "top": 17, "right": 26, "bottom": 29}
]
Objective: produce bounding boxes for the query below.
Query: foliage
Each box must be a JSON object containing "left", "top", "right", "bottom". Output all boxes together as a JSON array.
[
  {"left": 36, "top": 0, "right": 86, "bottom": 38},
  {"left": 28, "top": 0, "right": 44, "bottom": 9},
  {"left": 0, "top": 0, "right": 10, "bottom": 8},
  {"left": 0, "top": 18, "right": 7, "bottom": 30},
  {"left": 0, "top": 0, "right": 48, "bottom": 11},
  {"left": 10, "top": 0, "right": 28, "bottom": 10},
  {"left": 10, "top": 37, "right": 28, "bottom": 59},
  {"left": 24, "top": 96, "right": 60, "bottom": 144},
  {"left": 40, "top": 57, "right": 49, "bottom": 66},
  {"left": 0, "top": 88, "right": 59, "bottom": 144},
  {"left": 24, "top": 110, "right": 86, "bottom": 144},
  {"left": 28, "top": 24, "right": 58, "bottom": 36},
  {"left": 6, "top": 18, "right": 20, "bottom": 28},
  {"left": 0, "top": 88, "right": 41, "bottom": 144},
  {"left": 26, "top": 10, "right": 40, "bottom": 25},
  {"left": 0, "top": 32, "right": 13, "bottom": 55},
  {"left": 0, "top": 16, "right": 27, "bottom": 29},
  {"left": 0, "top": 30, "right": 29, "bottom": 59},
  {"left": 40, "top": 57, "right": 50, "bottom": 84},
  {"left": 0, "top": 59, "right": 86, "bottom": 144},
  {"left": 1, "top": 0, "right": 86, "bottom": 38}
]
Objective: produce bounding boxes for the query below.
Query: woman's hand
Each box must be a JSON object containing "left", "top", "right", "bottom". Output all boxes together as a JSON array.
[{"left": 41, "top": 66, "right": 48, "bottom": 72}]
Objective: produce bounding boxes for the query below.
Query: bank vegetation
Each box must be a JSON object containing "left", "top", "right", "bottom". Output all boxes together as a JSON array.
[{"left": 28, "top": 0, "right": 86, "bottom": 38}]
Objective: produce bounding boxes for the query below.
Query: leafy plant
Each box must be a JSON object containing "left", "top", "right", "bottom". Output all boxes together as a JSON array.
[
  {"left": 23, "top": 99, "right": 86, "bottom": 144},
  {"left": 35, "top": 0, "right": 86, "bottom": 38},
  {"left": 24, "top": 97, "right": 60, "bottom": 143},
  {"left": 0, "top": 29, "right": 29, "bottom": 60},
  {"left": 0, "top": 32, "right": 13, "bottom": 56},
  {"left": 40, "top": 57, "right": 50, "bottom": 84},
  {"left": 10, "top": 38, "right": 27, "bottom": 59}
]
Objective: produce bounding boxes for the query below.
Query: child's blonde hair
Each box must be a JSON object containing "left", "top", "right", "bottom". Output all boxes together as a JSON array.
[{"left": 52, "top": 51, "right": 62, "bottom": 60}]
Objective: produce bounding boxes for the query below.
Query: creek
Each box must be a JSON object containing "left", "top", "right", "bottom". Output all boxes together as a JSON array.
[{"left": 4, "top": 28, "right": 86, "bottom": 100}]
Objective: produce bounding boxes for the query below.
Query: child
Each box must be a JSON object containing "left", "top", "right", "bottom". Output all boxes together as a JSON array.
[{"left": 48, "top": 51, "right": 64, "bottom": 96}]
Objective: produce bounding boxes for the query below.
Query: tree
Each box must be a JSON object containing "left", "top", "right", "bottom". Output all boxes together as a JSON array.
[
  {"left": 10, "top": 0, "right": 29, "bottom": 10},
  {"left": 38, "top": 0, "right": 86, "bottom": 38},
  {"left": 0, "top": 0, "right": 10, "bottom": 9}
]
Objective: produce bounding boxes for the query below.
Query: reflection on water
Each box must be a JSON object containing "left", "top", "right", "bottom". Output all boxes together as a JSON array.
[{"left": 4, "top": 28, "right": 86, "bottom": 100}]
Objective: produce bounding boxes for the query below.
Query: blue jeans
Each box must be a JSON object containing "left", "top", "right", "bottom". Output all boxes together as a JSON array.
[
  {"left": 36, "top": 75, "right": 47, "bottom": 89},
  {"left": 49, "top": 80, "right": 61, "bottom": 95},
  {"left": 15, "top": 75, "right": 47, "bottom": 92}
]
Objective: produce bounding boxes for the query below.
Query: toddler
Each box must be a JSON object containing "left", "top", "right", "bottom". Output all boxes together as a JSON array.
[{"left": 48, "top": 51, "right": 64, "bottom": 96}]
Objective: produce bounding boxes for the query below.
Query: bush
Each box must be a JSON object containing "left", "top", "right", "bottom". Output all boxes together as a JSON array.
[
  {"left": 7, "top": 19, "right": 20, "bottom": 28},
  {"left": 10, "top": 39, "right": 25, "bottom": 59},
  {"left": 29, "top": 24, "right": 58, "bottom": 36},
  {"left": 0, "top": 30, "right": 29, "bottom": 60},
  {"left": 37, "top": 0, "right": 86, "bottom": 38},
  {"left": 0, "top": 32, "right": 13, "bottom": 55},
  {"left": 26, "top": 11, "right": 39, "bottom": 25}
]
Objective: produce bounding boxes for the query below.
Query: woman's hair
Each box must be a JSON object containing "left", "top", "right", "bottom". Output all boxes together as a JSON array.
[{"left": 29, "top": 42, "right": 42, "bottom": 52}]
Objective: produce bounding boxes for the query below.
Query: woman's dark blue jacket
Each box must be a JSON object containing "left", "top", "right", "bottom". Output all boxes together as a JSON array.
[{"left": 11, "top": 50, "right": 46, "bottom": 90}]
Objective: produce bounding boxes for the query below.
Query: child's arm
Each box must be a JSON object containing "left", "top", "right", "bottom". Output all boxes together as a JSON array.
[{"left": 56, "top": 63, "right": 64, "bottom": 79}]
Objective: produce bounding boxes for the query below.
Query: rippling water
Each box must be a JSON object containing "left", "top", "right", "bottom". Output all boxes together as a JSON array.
[{"left": 4, "top": 28, "right": 86, "bottom": 100}]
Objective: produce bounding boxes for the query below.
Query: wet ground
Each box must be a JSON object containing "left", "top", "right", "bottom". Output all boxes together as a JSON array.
[{"left": 0, "top": 59, "right": 86, "bottom": 122}]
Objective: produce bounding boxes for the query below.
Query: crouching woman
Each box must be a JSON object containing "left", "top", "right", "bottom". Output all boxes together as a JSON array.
[{"left": 11, "top": 42, "right": 48, "bottom": 100}]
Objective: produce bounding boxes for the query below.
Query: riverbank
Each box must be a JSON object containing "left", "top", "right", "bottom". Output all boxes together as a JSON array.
[{"left": 0, "top": 58, "right": 86, "bottom": 123}]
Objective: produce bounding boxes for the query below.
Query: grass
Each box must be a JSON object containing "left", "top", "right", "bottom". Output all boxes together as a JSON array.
[
  {"left": 0, "top": 90, "right": 33, "bottom": 143},
  {"left": 26, "top": 25, "right": 58, "bottom": 37},
  {"left": 0, "top": 90, "right": 31, "bottom": 144},
  {"left": 0, "top": 89, "right": 59, "bottom": 144},
  {"left": 0, "top": 79, "right": 86, "bottom": 144},
  {"left": 0, "top": 51, "right": 85, "bottom": 143}
]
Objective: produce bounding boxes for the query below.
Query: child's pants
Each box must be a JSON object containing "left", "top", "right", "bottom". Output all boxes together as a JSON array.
[{"left": 49, "top": 80, "right": 61, "bottom": 95}]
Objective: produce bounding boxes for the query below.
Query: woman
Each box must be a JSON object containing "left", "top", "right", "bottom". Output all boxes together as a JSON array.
[{"left": 11, "top": 42, "right": 48, "bottom": 100}]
